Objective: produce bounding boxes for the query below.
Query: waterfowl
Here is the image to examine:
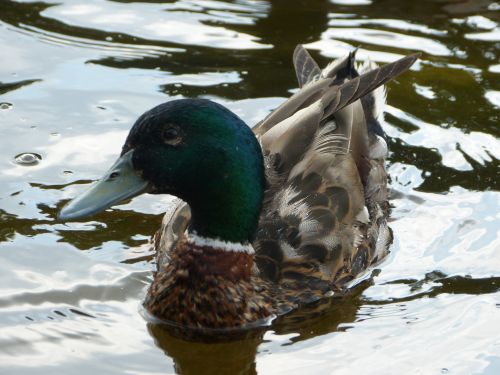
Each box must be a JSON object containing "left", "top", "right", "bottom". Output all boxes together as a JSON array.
[{"left": 60, "top": 46, "right": 419, "bottom": 330}]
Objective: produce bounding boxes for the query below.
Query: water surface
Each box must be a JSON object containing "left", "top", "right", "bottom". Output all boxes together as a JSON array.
[{"left": 0, "top": 0, "right": 499, "bottom": 374}]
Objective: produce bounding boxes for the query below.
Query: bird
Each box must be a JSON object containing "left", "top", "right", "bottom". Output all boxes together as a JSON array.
[{"left": 59, "top": 45, "right": 419, "bottom": 330}]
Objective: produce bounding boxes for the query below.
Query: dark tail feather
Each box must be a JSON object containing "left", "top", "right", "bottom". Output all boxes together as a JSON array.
[
  {"left": 323, "top": 49, "right": 358, "bottom": 83},
  {"left": 324, "top": 53, "right": 420, "bottom": 118}
]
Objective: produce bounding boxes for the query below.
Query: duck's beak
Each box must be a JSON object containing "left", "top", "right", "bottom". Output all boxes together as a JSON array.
[{"left": 59, "top": 150, "right": 150, "bottom": 221}]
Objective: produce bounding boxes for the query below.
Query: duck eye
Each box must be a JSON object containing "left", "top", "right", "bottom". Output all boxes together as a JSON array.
[{"left": 162, "top": 126, "right": 181, "bottom": 145}]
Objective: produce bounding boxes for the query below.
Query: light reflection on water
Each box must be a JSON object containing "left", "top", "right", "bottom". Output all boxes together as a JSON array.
[{"left": 0, "top": 0, "right": 499, "bottom": 374}]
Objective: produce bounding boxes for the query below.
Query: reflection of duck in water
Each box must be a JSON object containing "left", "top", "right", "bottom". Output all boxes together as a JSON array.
[
  {"left": 148, "top": 285, "right": 364, "bottom": 375},
  {"left": 148, "top": 324, "right": 262, "bottom": 374},
  {"left": 60, "top": 46, "right": 419, "bottom": 330}
]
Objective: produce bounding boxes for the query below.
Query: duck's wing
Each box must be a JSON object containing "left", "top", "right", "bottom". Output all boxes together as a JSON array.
[
  {"left": 153, "top": 198, "right": 191, "bottom": 271},
  {"left": 253, "top": 49, "right": 419, "bottom": 302}
]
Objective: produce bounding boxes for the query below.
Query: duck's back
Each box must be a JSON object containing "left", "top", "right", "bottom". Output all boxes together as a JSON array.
[{"left": 252, "top": 47, "right": 399, "bottom": 303}]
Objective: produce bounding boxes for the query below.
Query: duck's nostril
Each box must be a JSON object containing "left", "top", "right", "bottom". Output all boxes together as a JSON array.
[{"left": 109, "top": 172, "right": 120, "bottom": 179}]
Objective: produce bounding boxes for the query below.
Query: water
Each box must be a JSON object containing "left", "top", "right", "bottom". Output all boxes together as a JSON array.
[{"left": 0, "top": 0, "right": 499, "bottom": 373}]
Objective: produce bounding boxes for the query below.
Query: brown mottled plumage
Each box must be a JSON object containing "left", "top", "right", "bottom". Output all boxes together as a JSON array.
[
  {"left": 145, "top": 46, "right": 420, "bottom": 328},
  {"left": 145, "top": 241, "right": 275, "bottom": 328}
]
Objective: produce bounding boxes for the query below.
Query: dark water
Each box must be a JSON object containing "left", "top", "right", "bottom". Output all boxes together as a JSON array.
[{"left": 0, "top": 0, "right": 499, "bottom": 374}]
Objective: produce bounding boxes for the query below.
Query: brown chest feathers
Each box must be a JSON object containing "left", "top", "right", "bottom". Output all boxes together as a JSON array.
[{"left": 143, "top": 240, "right": 277, "bottom": 329}]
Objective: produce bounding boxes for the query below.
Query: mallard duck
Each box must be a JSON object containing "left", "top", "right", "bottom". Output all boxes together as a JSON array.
[{"left": 60, "top": 46, "right": 419, "bottom": 330}]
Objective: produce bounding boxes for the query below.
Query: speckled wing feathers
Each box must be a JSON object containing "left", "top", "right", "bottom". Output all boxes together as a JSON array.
[{"left": 253, "top": 50, "right": 419, "bottom": 301}]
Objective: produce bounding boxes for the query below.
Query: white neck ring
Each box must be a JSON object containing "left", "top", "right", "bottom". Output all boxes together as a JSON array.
[{"left": 185, "top": 231, "right": 255, "bottom": 254}]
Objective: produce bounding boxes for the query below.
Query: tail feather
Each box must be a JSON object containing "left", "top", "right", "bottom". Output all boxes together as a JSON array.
[
  {"left": 293, "top": 45, "right": 321, "bottom": 88},
  {"left": 259, "top": 52, "right": 419, "bottom": 181},
  {"left": 321, "top": 49, "right": 358, "bottom": 82},
  {"left": 323, "top": 53, "right": 420, "bottom": 119}
]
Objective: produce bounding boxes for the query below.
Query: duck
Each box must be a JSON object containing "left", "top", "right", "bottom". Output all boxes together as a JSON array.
[{"left": 59, "top": 45, "right": 419, "bottom": 330}]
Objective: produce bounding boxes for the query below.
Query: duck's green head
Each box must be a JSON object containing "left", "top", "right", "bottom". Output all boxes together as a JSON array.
[{"left": 59, "top": 99, "right": 265, "bottom": 243}]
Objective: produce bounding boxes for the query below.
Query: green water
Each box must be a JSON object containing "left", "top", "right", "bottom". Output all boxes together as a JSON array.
[{"left": 0, "top": 0, "right": 499, "bottom": 374}]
